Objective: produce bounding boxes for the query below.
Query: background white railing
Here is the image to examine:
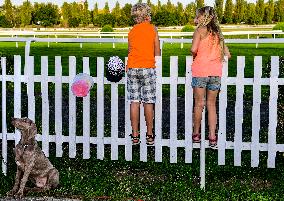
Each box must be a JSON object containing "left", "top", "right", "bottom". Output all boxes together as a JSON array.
[
  {"left": 0, "top": 30, "right": 283, "bottom": 39},
  {"left": 0, "top": 55, "right": 282, "bottom": 189}
]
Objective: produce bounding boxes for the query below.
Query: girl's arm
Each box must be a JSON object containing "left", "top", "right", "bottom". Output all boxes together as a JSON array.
[
  {"left": 191, "top": 28, "right": 201, "bottom": 58},
  {"left": 154, "top": 27, "right": 161, "bottom": 56},
  {"left": 224, "top": 45, "right": 231, "bottom": 60}
]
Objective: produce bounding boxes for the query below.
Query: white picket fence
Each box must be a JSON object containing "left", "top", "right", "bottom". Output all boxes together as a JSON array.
[{"left": 0, "top": 55, "right": 283, "bottom": 189}]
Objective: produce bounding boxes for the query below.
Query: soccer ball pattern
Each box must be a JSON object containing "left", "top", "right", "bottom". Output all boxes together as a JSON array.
[{"left": 106, "top": 56, "right": 125, "bottom": 82}]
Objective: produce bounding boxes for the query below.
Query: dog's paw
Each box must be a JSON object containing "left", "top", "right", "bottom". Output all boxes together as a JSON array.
[
  {"left": 14, "top": 191, "right": 24, "bottom": 199},
  {"left": 6, "top": 189, "right": 17, "bottom": 197}
]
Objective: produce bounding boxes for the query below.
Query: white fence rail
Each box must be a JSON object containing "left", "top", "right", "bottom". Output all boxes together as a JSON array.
[
  {"left": 0, "top": 55, "right": 283, "bottom": 189},
  {"left": 0, "top": 30, "right": 283, "bottom": 39}
]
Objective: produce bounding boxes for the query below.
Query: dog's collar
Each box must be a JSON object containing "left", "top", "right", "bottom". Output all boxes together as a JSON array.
[{"left": 19, "top": 142, "right": 34, "bottom": 149}]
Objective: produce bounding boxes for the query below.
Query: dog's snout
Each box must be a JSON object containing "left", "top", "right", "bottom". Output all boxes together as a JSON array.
[{"left": 11, "top": 117, "right": 16, "bottom": 125}]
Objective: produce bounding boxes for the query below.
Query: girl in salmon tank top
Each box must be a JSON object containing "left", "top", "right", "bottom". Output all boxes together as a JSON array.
[{"left": 190, "top": 6, "right": 231, "bottom": 147}]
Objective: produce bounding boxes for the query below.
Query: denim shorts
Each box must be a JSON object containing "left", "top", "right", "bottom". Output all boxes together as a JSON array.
[
  {"left": 127, "top": 68, "right": 156, "bottom": 103},
  {"left": 191, "top": 76, "right": 221, "bottom": 91}
]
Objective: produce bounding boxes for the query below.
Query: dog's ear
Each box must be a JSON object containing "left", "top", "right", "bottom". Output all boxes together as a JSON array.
[{"left": 27, "top": 124, "right": 37, "bottom": 141}]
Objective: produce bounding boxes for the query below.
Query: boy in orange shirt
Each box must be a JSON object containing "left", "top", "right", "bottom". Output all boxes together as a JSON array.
[{"left": 127, "top": 3, "right": 161, "bottom": 145}]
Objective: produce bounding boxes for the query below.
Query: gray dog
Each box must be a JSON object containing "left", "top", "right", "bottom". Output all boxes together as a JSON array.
[{"left": 7, "top": 117, "right": 59, "bottom": 199}]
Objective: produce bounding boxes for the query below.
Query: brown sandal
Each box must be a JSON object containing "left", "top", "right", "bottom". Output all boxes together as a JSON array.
[
  {"left": 208, "top": 135, "right": 218, "bottom": 147},
  {"left": 192, "top": 133, "right": 201, "bottom": 143},
  {"left": 130, "top": 132, "right": 140, "bottom": 145},
  {"left": 146, "top": 133, "right": 155, "bottom": 145}
]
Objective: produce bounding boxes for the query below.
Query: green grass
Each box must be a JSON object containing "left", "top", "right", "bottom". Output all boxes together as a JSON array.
[
  {"left": 1, "top": 143, "right": 284, "bottom": 200},
  {"left": 1, "top": 42, "right": 284, "bottom": 76}
]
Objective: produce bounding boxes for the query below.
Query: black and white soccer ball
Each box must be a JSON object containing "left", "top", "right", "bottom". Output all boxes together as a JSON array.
[{"left": 106, "top": 56, "right": 125, "bottom": 82}]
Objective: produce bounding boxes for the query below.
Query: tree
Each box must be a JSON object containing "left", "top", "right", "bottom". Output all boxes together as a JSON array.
[
  {"left": 32, "top": 3, "right": 60, "bottom": 27},
  {"left": 234, "top": 0, "right": 245, "bottom": 23},
  {"left": 61, "top": 2, "right": 71, "bottom": 27},
  {"left": 103, "top": 2, "right": 110, "bottom": 14},
  {"left": 82, "top": 0, "right": 90, "bottom": 26},
  {"left": 175, "top": 2, "right": 186, "bottom": 25},
  {"left": 0, "top": 15, "right": 11, "bottom": 27},
  {"left": 255, "top": 0, "right": 265, "bottom": 24},
  {"left": 92, "top": 2, "right": 99, "bottom": 26},
  {"left": 223, "top": 0, "right": 233, "bottom": 23},
  {"left": 274, "top": 0, "right": 284, "bottom": 22},
  {"left": 196, "top": 0, "right": 204, "bottom": 9},
  {"left": 3, "top": 0, "right": 14, "bottom": 26},
  {"left": 120, "top": 3, "right": 134, "bottom": 27},
  {"left": 96, "top": 14, "right": 115, "bottom": 27},
  {"left": 20, "top": 0, "right": 32, "bottom": 26},
  {"left": 214, "top": 0, "right": 224, "bottom": 22},
  {"left": 112, "top": 1, "right": 121, "bottom": 26},
  {"left": 264, "top": 0, "right": 274, "bottom": 24},
  {"left": 246, "top": 3, "right": 257, "bottom": 24},
  {"left": 185, "top": 2, "right": 196, "bottom": 25}
]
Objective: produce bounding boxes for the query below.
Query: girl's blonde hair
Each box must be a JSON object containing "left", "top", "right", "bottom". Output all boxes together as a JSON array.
[
  {"left": 196, "top": 6, "right": 225, "bottom": 60},
  {"left": 131, "top": 3, "right": 151, "bottom": 24}
]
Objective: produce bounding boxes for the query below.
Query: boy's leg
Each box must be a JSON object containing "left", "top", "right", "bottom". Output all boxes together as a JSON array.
[
  {"left": 141, "top": 68, "right": 156, "bottom": 144},
  {"left": 193, "top": 87, "right": 206, "bottom": 135},
  {"left": 130, "top": 102, "right": 140, "bottom": 136},
  {"left": 127, "top": 68, "right": 141, "bottom": 141},
  {"left": 143, "top": 103, "right": 154, "bottom": 135}
]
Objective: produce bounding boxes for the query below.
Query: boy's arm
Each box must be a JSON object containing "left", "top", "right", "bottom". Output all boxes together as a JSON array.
[
  {"left": 224, "top": 45, "right": 231, "bottom": 60},
  {"left": 191, "top": 28, "right": 201, "bottom": 58},
  {"left": 126, "top": 38, "right": 130, "bottom": 72},
  {"left": 154, "top": 27, "right": 161, "bottom": 56}
]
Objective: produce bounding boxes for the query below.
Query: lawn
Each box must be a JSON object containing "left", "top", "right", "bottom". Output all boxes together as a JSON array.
[
  {"left": 0, "top": 41, "right": 284, "bottom": 200},
  {"left": 1, "top": 41, "right": 284, "bottom": 77}
]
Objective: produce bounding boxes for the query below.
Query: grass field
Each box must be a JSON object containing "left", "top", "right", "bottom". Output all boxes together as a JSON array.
[
  {"left": 1, "top": 41, "right": 284, "bottom": 76},
  {"left": 0, "top": 41, "right": 284, "bottom": 200}
]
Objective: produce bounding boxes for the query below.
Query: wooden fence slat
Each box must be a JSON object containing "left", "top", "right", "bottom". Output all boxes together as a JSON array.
[
  {"left": 200, "top": 109, "right": 206, "bottom": 189},
  {"left": 218, "top": 57, "right": 229, "bottom": 165},
  {"left": 268, "top": 56, "right": 279, "bottom": 168},
  {"left": 251, "top": 56, "right": 262, "bottom": 167},
  {"left": 234, "top": 56, "right": 245, "bottom": 166},
  {"left": 14, "top": 55, "right": 21, "bottom": 144},
  {"left": 41, "top": 56, "right": 49, "bottom": 157},
  {"left": 2, "top": 57, "right": 7, "bottom": 175},
  {"left": 111, "top": 83, "right": 119, "bottom": 160},
  {"left": 155, "top": 56, "right": 163, "bottom": 162},
  {"left": 185, "top": 56, "right": 193, "bottom": 163},
  {"left": 125, "top": 58, "right": 132, "bottom": 161},
  {"left": 170, "top": 56, "right": 178, "bottom": 163},
  {"left": 140, "top": 105, "right": 147, "bottom": 162},
  {"left": 97, "top": 57, "right": 105, "bottom": 160},
  {"left": 69, "top": 56, "right": 76, "bottom": 158},
  {"left": 83, "top": 57, "right": 91, "bottom": 159},
  {"left": 55, "top": 56, "right": 63, "bottom": 157},
  {"left": 27, "top": 56, "right": 35, "bottom": 122}
]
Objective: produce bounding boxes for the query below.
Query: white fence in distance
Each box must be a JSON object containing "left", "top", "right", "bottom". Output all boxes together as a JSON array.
[{"left": 0, "top": 55, "right": 283, "bottom": 189}]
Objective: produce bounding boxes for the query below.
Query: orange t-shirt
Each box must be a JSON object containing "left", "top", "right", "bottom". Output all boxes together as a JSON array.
[
  {"left": 191, "top": 33, "right": 223, "bottom": 77},
  {"left": 127, "top": 21, "right": 156, "bottom": 68}
]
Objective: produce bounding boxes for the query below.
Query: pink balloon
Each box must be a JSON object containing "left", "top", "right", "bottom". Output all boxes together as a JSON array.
[{"left": 71, "top": 80, "right": 90, "bottom": 97}]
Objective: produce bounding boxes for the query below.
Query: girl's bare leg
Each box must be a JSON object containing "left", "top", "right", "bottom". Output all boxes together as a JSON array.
[
  {"left": 193, "top": 88, "right": 206, "bottom": 135},
  {"left": 206, "top": 89, "right": 219, "bottom": 138}
]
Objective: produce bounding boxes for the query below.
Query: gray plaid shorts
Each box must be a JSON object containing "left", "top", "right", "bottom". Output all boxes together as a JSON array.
[
  {"left": 127, "top": 68, "right": 156, "bottom": 104},
  {"left": 191, "top": 76, "right": 221, "bottom": 91}
]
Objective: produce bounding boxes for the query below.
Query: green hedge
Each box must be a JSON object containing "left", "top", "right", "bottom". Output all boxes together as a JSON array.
[{"left": 273, "top": 22, "right": 284, "bottom": 31}]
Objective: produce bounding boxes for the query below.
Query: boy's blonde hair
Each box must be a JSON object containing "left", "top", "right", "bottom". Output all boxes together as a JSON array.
[{"left": 131, "top": 3, "right": 151, "bottom": 24}]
